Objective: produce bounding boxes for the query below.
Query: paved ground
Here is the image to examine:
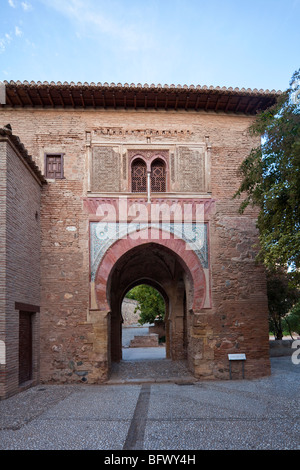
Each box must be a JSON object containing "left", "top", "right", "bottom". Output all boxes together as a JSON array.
[
  {"left": 122, "top": 346, "right": 166, "bottom": 361},
  {"left": 109, "top": 348, "right": 193, "bottom": 383},
  {"left": 0, "top": 356, "right": 299, "bottom": 451}
]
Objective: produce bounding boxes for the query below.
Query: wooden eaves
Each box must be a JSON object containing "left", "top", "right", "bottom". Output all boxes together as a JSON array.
[{"left": 1, "top": 80, "right": 281, "bottom": 114}]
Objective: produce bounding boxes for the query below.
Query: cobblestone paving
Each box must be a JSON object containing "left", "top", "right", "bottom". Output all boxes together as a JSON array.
[
  {"left": 109, "top": 357, "right": 195, "bottom": 383},
  {"left": 0, "top": 357, "right": 298, "bottom": 450}
]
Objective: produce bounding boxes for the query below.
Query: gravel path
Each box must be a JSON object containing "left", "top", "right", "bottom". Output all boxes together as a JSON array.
[{"left": 0, "top": 357, "right": 298, "bottom": 450}]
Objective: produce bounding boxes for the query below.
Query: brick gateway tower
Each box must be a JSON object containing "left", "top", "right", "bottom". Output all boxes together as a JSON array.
[{"left": 0, "top": 81, "right": 280, "bottom": 398}]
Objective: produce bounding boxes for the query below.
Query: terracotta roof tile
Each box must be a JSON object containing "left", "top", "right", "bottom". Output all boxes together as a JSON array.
[
  {"left": 2, "top": 80, "right": 281, "bottom": 113},
  {"left": 0, "top": 125, "right": 46, "bottom": 184}
]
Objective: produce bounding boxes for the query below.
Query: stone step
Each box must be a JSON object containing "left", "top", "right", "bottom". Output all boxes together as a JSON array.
[
  {"left": 108, "top": 358, "right": 196, "bottom": 384},
  {"left": 129, "top": 334, "right": 159, "bottom": 348}
]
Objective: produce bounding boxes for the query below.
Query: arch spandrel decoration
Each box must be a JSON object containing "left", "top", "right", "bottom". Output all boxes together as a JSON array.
[{"left": 90, "top": 222, "right": 211, "bottom": 310}]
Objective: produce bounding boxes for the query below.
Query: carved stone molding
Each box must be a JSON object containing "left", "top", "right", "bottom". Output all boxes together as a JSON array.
[
  {"left": 128, "top": 149, "right": 169, "bottom": 162},
  {"left": 177, "top": 146, "right": 205, "bottom": 192},
  {"left": 91, "top": 146, "right": 120, "bottom": 192},
  {"left": 92, "top": 127, "right": 194, "bottom": 138}
]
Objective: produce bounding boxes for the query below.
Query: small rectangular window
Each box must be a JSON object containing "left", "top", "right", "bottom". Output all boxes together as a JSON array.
[{"left": 45, "top": 153, "right": 64, "bottom": 179}]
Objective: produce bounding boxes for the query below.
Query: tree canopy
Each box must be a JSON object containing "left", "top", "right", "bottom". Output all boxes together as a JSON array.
[
  {"left": 125, "top": 284, "right": 165, "bottom": 325},
  {"left": 234, "top": 69, "right": 300, "bottom": 276},
  {"left": 267, "top": 270, "right": 300, "bottom": 340}
]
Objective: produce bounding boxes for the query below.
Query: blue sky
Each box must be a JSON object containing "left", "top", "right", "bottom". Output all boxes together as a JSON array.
[{"left": 1, "top": 0, "right": 299, "bottom": 92}]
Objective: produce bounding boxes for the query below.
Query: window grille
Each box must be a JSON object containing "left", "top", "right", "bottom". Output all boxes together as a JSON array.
[
  {"left": 131, "top": 159, "right": 147, "bottom": 192},
  {"left": 151, "top": 159, "right": 166, "bottom": 192}
]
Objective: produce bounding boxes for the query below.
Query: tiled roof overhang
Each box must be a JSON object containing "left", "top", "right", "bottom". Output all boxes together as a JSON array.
[
  {"left": 1, "top": 80, "right": 281, "bottom": 114},
  {"left": 0, "top": 125, "right": 46, "bottom": 184}
]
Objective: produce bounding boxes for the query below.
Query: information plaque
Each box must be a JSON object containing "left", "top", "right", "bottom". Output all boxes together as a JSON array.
[
  {"left": 228, "top": 353, "right": 246, "bottom": 379},
  {"left": 228, "top": 353, "right": 246, "bottom": 361}
]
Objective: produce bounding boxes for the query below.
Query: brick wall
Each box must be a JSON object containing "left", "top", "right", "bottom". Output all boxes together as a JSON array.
[
  {"left": 0, "top": 133, "right": 43, "bottom": 399},
  {"left": 39, "top": 179, "right": 93, "bottom": 383},
  {"left": 0, "top": 140, "right": 7, "bottom": 397},
  {"left": 0, "top": 107, "right": 270, "bottom": 383}
]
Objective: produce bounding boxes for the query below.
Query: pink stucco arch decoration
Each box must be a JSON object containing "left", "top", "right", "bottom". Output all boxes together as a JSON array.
[{"left": 94, "top": 227, "right": 206, "bottom": 312}]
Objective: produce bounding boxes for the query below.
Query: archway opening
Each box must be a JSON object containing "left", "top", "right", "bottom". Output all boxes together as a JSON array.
[
  {"left": 105, "top": 240, "right": 201, "bottom": 369},
  {"left": 121, "top": 283, "right": 167, "bottom": 361},
  {"left": 94, "top": 228, "right": 207, "bottom": 379}
]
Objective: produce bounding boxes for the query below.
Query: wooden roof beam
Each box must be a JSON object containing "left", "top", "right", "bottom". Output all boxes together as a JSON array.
[
  {"left": 13, "top": 88, "right": 23, "bottom": 107},
  {"left": 58, "top": 89, "right": 65, "bottom": 108},
  {"left": 102, "top": 92, "right": 107, "bottom": 109},
  {"left": 47, "top": 88, "right": 54, "bottom": 107},
  {"left": 5, "top": 93, "right": 13, "bottom": 106},
  {"left": 215, "top": 95, "right": 222, "bottom": 112},
  {"left": 80, "top": 91, "right": 85, "bottom": 108},
  {"left": 234, "top": 97, "right": 242, "bottom": 113},
  {"left": 245, "top": 98, "right": 254, "bottom": 114},
  {"left": 205, "top": 94, "right": 210, "bottom": 111},
  {"left": 91, "top": 91, "right": 96, "bottom": 108},
  {"left": 185, "top": 94, "right": 190, "bottom": 110},
  {"left": 25, "top": 88, "right": 34, "bottom": 107},
  {"left": 225, "top": 95, "right": 231, "bottom": 112},
  {"left": 69, "top": 91, "right": 75, "bottom": 107},
  {"left": 36, "top": 89, "right": 44, "bottom": 107},
  {"left": 174, "top": 94, "right": 179, "bottom": 111}
]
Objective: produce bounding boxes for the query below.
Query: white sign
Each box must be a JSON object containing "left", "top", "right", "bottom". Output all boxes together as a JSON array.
[{"left": 228, "top": 353, "right": 246, "bottom": 361}]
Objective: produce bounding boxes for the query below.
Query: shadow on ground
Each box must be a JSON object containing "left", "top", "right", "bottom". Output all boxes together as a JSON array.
[{"left": 108, "top": 346, "right": 196, "bottom": 384}]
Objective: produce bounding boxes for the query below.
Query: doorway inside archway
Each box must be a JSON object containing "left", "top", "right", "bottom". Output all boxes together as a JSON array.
[
  {"left": 105, "top": 240, "right": 199, "bottom": 381},
  {"left": 94, "top": 227, "right": 207, "bottom": 381},
  {"left": 121, "top": 284, "right": 167, "bottom": 361}
]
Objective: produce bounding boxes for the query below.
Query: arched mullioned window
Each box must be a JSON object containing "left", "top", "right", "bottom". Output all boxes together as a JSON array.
[
  {"left": 131, "top": 158, "right": 147, "bottom": 193},
  {"left": 151, "top": 158, "right": 166, "bottom": 192}
]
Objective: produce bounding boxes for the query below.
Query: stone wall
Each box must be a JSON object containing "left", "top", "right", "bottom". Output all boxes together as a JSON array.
[
  {"left": 39, "top": 178, "right": 97, "bottom": 384},
  {"left": 149, "top": 320, "right": 165, "bottom": 339},
  {"left": 121, "top": 298, "right": 140, "bottom": 326}
]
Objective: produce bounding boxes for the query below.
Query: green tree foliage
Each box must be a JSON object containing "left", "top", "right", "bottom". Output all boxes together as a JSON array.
[
  {"left": 282, "top": 300, "right": 300, "bottom": 338},
  {"left": 234, "top": 70, "right": 300, "bottom": 338},
  {"left": 234, "top": 69, "right": 300, "bottom": 274},
  {"left": 267, "top": 271, "right": 300, "bottom": 340},
  {"left": 126, "top": 284, "right": 165, "bottom": 325}
]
